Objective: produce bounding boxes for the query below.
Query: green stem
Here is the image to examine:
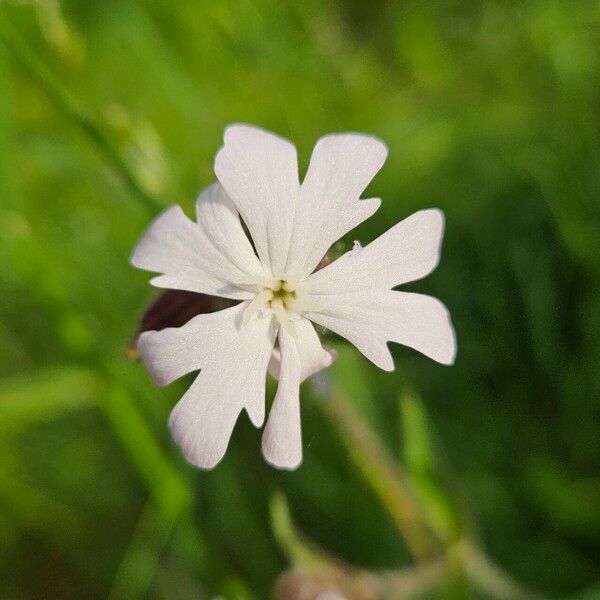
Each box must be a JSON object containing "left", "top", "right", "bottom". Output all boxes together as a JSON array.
[
  {"left": 458, "top": 539, "right": 549, "bottom": 600},
  {"left": 107, "top": 501, "right": 173, "bottom": 600},
  {"left": 326, "top": 386, "right": 437, "bottom": 561},
  {"left": 270, "top": 492, "right": 328, "bottom": 571},
  {"left": 379, "top": 558, "right": 448, "bottom": 598}
]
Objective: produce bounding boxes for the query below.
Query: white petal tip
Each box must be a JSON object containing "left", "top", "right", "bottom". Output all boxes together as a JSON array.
[
  {"left": 168, "top": 417, "right": 227, "bottom": 470},
  {"left": 421, "top": 208, "right": 445, "bottom": 232},
  {"left": 221, "top": 123, "right": 293, "bottom": 147},
  {"left": 437, "top": 345, "right": 457, "bottom": 366},
  {"left": 261, "top": 421, "right": 303, "bottom": 470},
  {"left": 182, "top": 451, "right": 224, "bottom": 470},
  {"left": 432, "top": 308, "right": 457, "bottom": 366},
  {"left": 136, "top": 332, "right": 173, "bottom": 387},
  {"left": 261, "top": 446, "right": 303, "bottom": 471},
  {"left": 315, "top": 133, "right": 389, "bottom": 174},
  {"left": 245, "top": 405, "right": 265, "bottom": 428},
  {"left": 224, "top": 123, "right": 260, "bottom": 137},
  {"left": 374, "top": 348, "right": 395, "bottom": 372},
  {"left": 365, "top": 197, "right": 382, "bottom": 211},
  {"left": 130, "top": 205, "right": 184, "bottom": 269}
]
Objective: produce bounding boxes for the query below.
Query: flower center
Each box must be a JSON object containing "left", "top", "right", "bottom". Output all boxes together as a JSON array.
[
  {"left": 242, "top": 279, "right": 298, "bottom": 326},
  {"left": 269, "top": 279, "right": 296, "bottom": 309}
]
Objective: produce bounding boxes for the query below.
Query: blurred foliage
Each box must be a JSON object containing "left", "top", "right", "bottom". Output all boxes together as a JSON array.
[{"left": 0, "top": 0, "right": 599, "bottom": 598}]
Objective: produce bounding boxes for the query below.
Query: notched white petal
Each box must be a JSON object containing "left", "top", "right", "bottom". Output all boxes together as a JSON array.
[
  {"left": 169, "top": 375, "right": 244, "bottom": 469},
  {"left": 285, "top": 132, "right": 387, "bottom": 279},
  {"left": 131, "top": 196, "right": 261, "bottom": 300},
  {"left": 137, "top": 329, "right": 191, "bottom": 387},
  {"left": 139, "top": 303, "right": 277, "bottom": 469},
  {"left": 306, "top": 290, "right": 456, "bottom": 370},
  {"left": 214, "top": 123, "right": 300, "bottom": 277},
  {"left": 262, "top": 328, "right": 303, "bottom": 470},
  {"left": 195, "top": 182, "right": 265, "bottom": 277},
  {"left": 305, "top": 208, "right": 446, "bottom": 294}
]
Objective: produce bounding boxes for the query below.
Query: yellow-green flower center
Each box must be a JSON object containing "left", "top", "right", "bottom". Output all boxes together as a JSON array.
[
  {"left": 242, "top": 279, "right": 299, "bottom": 326},
  {"left": 269, "top": 279, "right": 296, "bottom": 309}
]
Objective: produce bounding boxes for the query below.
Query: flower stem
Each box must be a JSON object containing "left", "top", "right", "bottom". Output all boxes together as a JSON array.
[
  {"left": 326, "top": 385, "right": 437, "bottom": 561},
  {"left": 323, "top": 387, "right": 549, "bottom": 599},
  {"left": 458, "top": 539, "right": 549, "bottom": 600}
]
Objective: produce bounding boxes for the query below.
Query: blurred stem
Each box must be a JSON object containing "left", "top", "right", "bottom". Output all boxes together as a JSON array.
[
  {"left": 97, "top": 382, "right": 192, "bottom": 521},
  {"left": 379, "top": 558, "right": 448, "bottom": 598},
  {"left": 0, "top": 14, "right": 162, "bottom": 213},
  {"left": 326, "top": 385, "right": 436, "bottom": 561},
  {"left": 271, "top": 492, "right": 548, "bottom": 600},
  {"left": 323, "top": 388, "right": 549, "bottom": 599},
  {"left": 271, "top": 491, "right": 447, "bottom": 599},
  {"left": 97, "top": 378, "right": 216, "bottom": 596},
  {"left": 399, "top": 391, "right": 464, "bottom": 544},
  {"left": 108, "top": 501, "right": 172, "bottom": 600},
  {"left": 108, "top": 502, "right": 210, "bottom": 600},
  {"left": 458, "top": 539, "right": 549, "bottom": 600},
  {"left": 270, "top": 492, "right": 325, "bottom": 571}
]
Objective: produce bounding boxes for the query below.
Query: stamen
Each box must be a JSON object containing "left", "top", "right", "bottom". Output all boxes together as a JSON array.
[{"left": 241, "top": 279, "right": 300, "bottom": 329}]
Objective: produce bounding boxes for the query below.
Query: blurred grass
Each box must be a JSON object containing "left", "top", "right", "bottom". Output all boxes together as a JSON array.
[{"left": 0, "top": 0, "right": 599, "bottom": 598}]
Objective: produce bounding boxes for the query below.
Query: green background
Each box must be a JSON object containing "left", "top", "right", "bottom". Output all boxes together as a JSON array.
[{"left": 1, "top": 1, "right": 599, "bottom": 598}]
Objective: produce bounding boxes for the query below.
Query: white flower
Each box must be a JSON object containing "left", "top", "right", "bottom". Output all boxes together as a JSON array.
[{"left": 131, "top": 124, "right": 456, "bottom": 470}]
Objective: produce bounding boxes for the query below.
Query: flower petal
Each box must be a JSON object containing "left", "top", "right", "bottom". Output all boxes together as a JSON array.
[
  {"left": 195, "top": 182, "right": 265, "bottom": 278},
  {"left": 137, "top": 303, "right": 237, "bottom": 387},
  {"left": 285, "top": 133, "right": 387, "bottom": 280},
  {"left": 304, "top": 209, "right": 445, "bottom": 294},
  {"left": 262, "top": 327, "right": 303, "bottom": 470},
  {"left": 305, "top": 290, "right": 456, "bottom": 370},
  {"left": 138, "top": 303, "right": 277, "bottom": 468},
  {"left": 131, "top": 185, "right": 265, "bottom": 299},
  {"left": 267, "top": 317, "right": 335, "bottom": 381},
  {"left": 214, "top": 124, "right": 300, "bottom": 278}
]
